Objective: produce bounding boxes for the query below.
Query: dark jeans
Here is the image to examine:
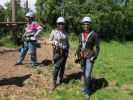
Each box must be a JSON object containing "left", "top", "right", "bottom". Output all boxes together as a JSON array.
[{"left": 53, "top": 48, "right": 68, "bottom": 84}]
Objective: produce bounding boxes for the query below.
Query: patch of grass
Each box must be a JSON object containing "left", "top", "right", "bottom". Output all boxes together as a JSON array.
[
  {"left": 34, "top": 67, "right": 44, "bottom": 74},
  {"left": 23, "top": 40, "right": 132, "bottom": 100},
  {"left": 4, "top": 95, "right": 11, "bottom": 100},
  {"left": 128, "top": 90, "right": 133, "bottom": 96},
  {"left": 44, "top": 41, "right": 132, "bottom": 100},
  {"left": 92, "top": 87, "right": 128, "bottom": 100},
  {"left": 2, "top": 34, "right": 131, "bottom": 100},
  {"left": 0, "top": 35, "right": 17, "bottom": 48},
  {"left": 66, "top": 63, "right": 75, "bottom": 70},
  {"left": 49, "top": 80, "right": 84, "bottom": 100}
]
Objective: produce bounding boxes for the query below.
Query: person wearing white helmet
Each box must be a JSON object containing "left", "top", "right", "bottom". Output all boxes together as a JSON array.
[
  {"left": 75, "top": 16, "right": 100, "bottom": 99},
  {"left": 15, "top": 11, "right": 42, "bottom": 66},
  {"left": 25, "top": 12, "right": 34, "bottom": 18},
  {"left": 49, "top": 16, "right": 69, "bottom": 90},
  {"left": 81, "top": 16, "right": 92, "bottom": 24},
  {"left": 56, "top": 16, "right": 65, "bottom": 23}
]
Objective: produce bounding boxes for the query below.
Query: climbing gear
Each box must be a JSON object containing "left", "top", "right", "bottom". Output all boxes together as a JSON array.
[{"left": 22, "top": 32, "right": 35, "bottom": 41}]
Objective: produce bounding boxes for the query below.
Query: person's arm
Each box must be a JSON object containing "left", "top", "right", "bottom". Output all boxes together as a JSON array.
[
  {"left": 91, "top": 33, "right": 100, "bottom": 61},
  {"left": 75, "top": 34, "right": 82, "bottom": 63},
  {"left": 49, "top": 30, "right": 56, "bottom": 45},
  {"left": 34, "top": 28, "right": 42, "bottom": 37},
  {"left": 34, "top": 22, "right": 43, "bottom": 36},
  {"left": 95, "top": 38, "right": 100, "bottom": 58}
]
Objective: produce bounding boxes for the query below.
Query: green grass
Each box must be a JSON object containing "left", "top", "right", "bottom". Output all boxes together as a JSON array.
[
  {"left": 1, "top": 34, "right": 133, "bottom": 100},
  {"left": 4, "top": 95, "right": 11, "bottom": 100},
  {"left": 28, "top": 40, "right": 132, "bottom": 100},
  {"left": 94, "top": 41, "right": 133, "bottom": 85},
  {"left": 0, "top": 35, "right": 17, "bottom": 48},
  {"left": 91, "top": 41, "right": 133, "bottom": 100},
  {"left": 57, "top": 40, "right": 133, "bottom": 100}
]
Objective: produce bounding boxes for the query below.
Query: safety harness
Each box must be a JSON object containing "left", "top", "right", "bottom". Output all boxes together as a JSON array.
[
  {"left": 22, "top": 22, "right": 42, "bottom": 42},
  {"left": 81, "top": 31, "right": 94, "bottom": 49}
]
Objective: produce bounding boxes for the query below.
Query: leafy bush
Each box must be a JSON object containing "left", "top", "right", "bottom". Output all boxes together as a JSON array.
[{"left": 36, "top": 0, "right": 133, "bottom": 41}]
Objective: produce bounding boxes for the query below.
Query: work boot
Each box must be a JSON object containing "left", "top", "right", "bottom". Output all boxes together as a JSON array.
[
  {"left": 85, "top": 95, "right": 90, "bottom": 100},
  {"left": 83, "top": 88, "right": 92, "bottom": 100},
  {"left": 31, "top": 63, "right": 39, "bottom": 68}
]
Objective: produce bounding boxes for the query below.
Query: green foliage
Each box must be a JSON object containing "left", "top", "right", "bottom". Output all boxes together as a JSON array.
[
  {"left": 36, "top": 0, "right": 133, "bottom": 41},
  {"left": 4, "top": 1, "right": 25, "bottom": 22},
  {"left": 0, "top": 1, "right": 26, "bottom": 45},
  {"left": 0, "top": 6, "right": 5, "bottom": 21},
  {"left": 0, "top": 34, "right": 17, "bottom": 48}
]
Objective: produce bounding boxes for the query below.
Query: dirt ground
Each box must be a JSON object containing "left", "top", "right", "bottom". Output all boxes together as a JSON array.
[{"left": 0, "top": 39, "right": 81, "bottom": 100}]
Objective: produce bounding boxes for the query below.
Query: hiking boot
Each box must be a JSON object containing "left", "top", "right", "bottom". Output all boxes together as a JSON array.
[
  {"left": 85, "top": 94, "right": 90, "bottom": 100},
  {"left": 31, "top": 63, "right": 39, "bottom": 68},
  {"left": 83, "top": 88, "right": 93, "bottom": 96}
]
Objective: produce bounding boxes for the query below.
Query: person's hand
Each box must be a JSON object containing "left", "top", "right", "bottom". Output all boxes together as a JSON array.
[
  {"left": 90, "top": 56, "right": 96, "bottom": 62},
  {"left": 30, "top": 36, "right": 36, "bottom": 40},
  {"left": 52, "top": 41, "right": 58, "bottom": 46}
]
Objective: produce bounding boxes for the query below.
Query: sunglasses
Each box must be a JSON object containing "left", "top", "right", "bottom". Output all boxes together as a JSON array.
[
  {"left": 83, "top": 23, "right": 91, "bottom": 25},
  {"left": 57, "top": 23, "right": 64, "bottom": 25}
]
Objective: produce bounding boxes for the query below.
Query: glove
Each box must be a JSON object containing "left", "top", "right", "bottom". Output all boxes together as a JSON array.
[
  {"left": 52, "top": 41, "right": 58, "bottom": 46},
  {"left": 30, "top": 36, "right": 36, "bottom": 41},
  {"left": 90, "top": 56, "right": 97, "bottom": 62}
]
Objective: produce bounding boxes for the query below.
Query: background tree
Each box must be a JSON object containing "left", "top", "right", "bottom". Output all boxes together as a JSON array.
[
  {"left": 4, "top": 0, "right": 25, "bottom": 22},
  {"left": 36, "top": 0, "right": 133, "bottom": 41},
  {"left": 0, "top": 0, "right": 26, "bottom": 44}
]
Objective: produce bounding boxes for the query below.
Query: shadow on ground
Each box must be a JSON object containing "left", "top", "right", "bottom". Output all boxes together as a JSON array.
[
  {"left": 0, "top": 74, "right": 32, "bottom": 87},
  {"left": 63, "top": 71, "right": 83, "bottom": 83},
  {"left": 63, "top": 71, "right": 108, "bottom": 95},
  {"left": 90, "top": 78, "right": 108, "bottom": 95},
  {"left": 40, "top": 59, "right": 52, "bottom": 66}
]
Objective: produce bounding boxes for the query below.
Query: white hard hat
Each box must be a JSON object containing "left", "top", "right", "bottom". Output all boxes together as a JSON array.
[
  {"left": 25, "top": 12, "right": 34, "bottom": 18},
  {"left": 81, "top": 16, "right": 92, "bottom": 23},
  {"left": 56, "top": 17, "right": 65, "bottom": 23}
]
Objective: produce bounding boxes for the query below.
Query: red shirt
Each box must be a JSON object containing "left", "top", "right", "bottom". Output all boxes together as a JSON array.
[{"left": 83, "top": 31, "right": 89, "bottom": 41}]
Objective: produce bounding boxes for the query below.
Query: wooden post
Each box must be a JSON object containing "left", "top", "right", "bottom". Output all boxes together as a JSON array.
[
  {"left": 12, "top": 0, "right": 16, "bottom": 22},
  {"left": 25, "top": 0, "right": 29, "bottom": 12}
]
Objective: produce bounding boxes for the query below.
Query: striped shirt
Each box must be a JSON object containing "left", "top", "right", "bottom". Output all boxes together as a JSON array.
[{"left": 49, "top": 29, "right": 69, "bottom": 49}]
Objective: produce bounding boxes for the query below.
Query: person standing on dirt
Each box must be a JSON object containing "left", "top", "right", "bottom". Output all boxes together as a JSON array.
[
  {"left": 75, "top": 16, "right": 100, "bottom": 99},
  {"left": 15, "top": 11, "right": 42, "bottom": 66},
  {"left": 49, "top": 17, "right": 69, "bottom": 90}
]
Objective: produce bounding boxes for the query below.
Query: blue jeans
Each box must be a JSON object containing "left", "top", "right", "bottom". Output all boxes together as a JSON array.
[
  {"left": 16, "top": 41, "right": 37, "bottom": 65},
  {"left": 83, "top": 59, "right": 93, "bottom": 95}
]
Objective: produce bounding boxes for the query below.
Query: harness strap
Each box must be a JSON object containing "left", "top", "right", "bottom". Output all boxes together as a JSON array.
[{"left": 81, "top": 31, "right": 94, "bottom": 49}]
